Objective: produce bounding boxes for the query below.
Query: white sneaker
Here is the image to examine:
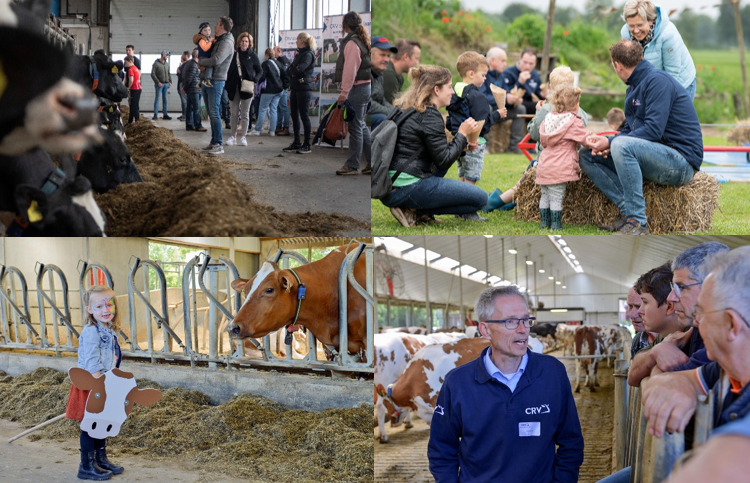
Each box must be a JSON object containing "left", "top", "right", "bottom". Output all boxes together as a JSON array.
[
  {"left": 226, "top": 136, "right": 236, "bottom": 146},
  {"left": 248, "top": 130, "right": 260, "bottom": 136},
  {"left": 207, "top": 145, "right": 224, "bottom": 155},
  {"left": 239, "top": 137, "right": 247, "bottom": 146},
  {"left": 269, "top": 131, "right": 276, "bottom": 137}
]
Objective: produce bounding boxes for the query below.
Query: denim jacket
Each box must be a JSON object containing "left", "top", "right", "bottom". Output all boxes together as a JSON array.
[{"left": 78, "top": 323, "right": 120, "bottom": 374}]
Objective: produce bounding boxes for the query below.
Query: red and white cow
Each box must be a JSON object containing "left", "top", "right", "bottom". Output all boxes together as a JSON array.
[
  {"left": 228, "top": 245, "right": 367, "bottom": 360},
  {"left": 382, "top": 337, "right": 490, "bottom": 427},
  {"left": 383, "top": 326, "right": 428, "bottom": 335},
  {"left": 556, "top": 324, "right": 577, "bottom": 356},
  {"left": 68, "top": 367, "right": 162, "bottom": 438},
  {"left": 572, "top": 325, "right": 621, "bottom": 392}
]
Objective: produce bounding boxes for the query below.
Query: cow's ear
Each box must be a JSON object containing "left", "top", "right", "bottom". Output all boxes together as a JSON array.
[
  {"left": 130, "top": 387, "right": 162, "bottom": 407},
  {"left": 280, "top": 273, "right": 293, "bottom": 294},
  {"left": 69, "top": 176, "right": 92, "bottom": 196},
  {"left": 231, "top": 278, "right": 249, "bottom": 293},
  {"left": 14, "top": 185, "right": 48, "bottom": 224},
  {"left": 69, "top": 367, "right": 96, "bottom": 390}
]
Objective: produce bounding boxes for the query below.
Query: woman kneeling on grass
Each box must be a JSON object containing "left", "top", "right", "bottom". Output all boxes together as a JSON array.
[{"left": 380, "top": 65, "right": 488, "bottom": 227}]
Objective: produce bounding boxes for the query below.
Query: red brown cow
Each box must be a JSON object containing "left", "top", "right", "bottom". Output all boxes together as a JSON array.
[{"left": 228, "top": 245, "right": 367, "bottom": 360}]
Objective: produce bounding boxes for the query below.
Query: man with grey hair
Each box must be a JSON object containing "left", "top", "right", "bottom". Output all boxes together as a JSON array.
[
  {"left": 428, "top": 286, "right": 583, "bottom": 483},
  {"left": 482, "top": 46, "right": 526, "bottom": 154},
  {"left": 627, "top": 241, "right": 729, "bottom": 387},
  {"left": 640, "top": 244, "right": 750, "bottom": 441}
]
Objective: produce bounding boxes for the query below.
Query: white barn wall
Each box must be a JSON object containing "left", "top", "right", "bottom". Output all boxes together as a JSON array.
[{"left": 535, "top": 273, "right": 626, "bottom": 317}]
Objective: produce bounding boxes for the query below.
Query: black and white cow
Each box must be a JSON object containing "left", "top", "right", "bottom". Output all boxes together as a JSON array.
[
  {"left": 0, "top": 149, "right": 107, "bottom": 235},
  {"left": 67, "top": 50, "right": 129, "bottom": 103},
  {"left": 77, "top": 127, "right": 142, "bottom": 194}
]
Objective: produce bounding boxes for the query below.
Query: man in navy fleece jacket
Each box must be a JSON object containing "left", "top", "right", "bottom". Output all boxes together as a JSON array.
[
  {"left": 428, "top": 286, "right": 584, "bottom": 483},
  {"left": 581, "top": 40, "right": 703, "bottom": 235}
]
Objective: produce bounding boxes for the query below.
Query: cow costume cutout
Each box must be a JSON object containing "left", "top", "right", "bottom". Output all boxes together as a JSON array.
[{"left": 69, "top": 367, "right": 162, "bottom": 438}]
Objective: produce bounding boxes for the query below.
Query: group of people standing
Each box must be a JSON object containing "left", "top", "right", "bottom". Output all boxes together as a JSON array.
[
  {"left": 122, "top": 11, "right": 371, "bottom": 175},
  {"left": 375, "top": 0, "right": 702, "bottom": 234}
]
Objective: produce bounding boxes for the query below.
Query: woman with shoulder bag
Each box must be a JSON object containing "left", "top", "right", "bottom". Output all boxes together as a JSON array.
[
  {"left": 225, "top": 32, "right": 262, "bottom": 146},
  {"left": 283, "top": 32, "right": 316, "bottom": 154},
  {"left": 250, "top": 47, "right": 287, "bottom": 136}
]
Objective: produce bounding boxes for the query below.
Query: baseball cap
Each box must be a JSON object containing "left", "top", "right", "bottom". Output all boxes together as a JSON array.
[
  {"left": 161, "top": 50, "right": 169, "bottom": 56},
  {"left": 371, "top": 36, "right": 397, "bottom": 53}
]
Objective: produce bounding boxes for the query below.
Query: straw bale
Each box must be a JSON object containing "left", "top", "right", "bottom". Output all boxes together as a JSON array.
[
  {"left": 727, "top": 119, "right": 750, "bottom": 145},
  {"left": 514, "top": 167, "right": 720, "bottom": 233},
  {"left": 0, "top": 368, "right": 374, "bottom": 483}
]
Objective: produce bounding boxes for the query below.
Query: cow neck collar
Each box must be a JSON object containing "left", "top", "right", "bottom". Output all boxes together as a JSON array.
[
  {"left": 286, "top": 268, "right": 306, "bottom": 332},
  {"left": 89, "top": 60, "right": 100, "bottom": 91},
  {"left": 5, "top": 168, "right": 67, "bottom": 236}
]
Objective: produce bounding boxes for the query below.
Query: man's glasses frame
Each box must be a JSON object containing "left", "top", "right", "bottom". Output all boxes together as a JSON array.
[{"left": 483, "top": 317, "right": 536, "bottom": 330}]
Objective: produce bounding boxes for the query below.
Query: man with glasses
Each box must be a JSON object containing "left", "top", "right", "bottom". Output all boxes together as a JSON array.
[
  {"left": 640, "top": 246, "right": 750, "bottom": 449},
  {"left": 428, "top": 286, "right": 583, "bottom": 483},
  {"left": 626, "top": 242, "right": 729, "bottom": 387}
]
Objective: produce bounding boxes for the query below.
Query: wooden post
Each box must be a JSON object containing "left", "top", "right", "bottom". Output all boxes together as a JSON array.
[
  {"left": 734, "top": 0, "right": 750, "bottom": 118},
  {"left": 541, "top": 0, "right": 557, "bottom": 82}
]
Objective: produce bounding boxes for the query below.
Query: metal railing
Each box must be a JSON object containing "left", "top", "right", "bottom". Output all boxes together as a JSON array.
[
  {"left": 0, "top": 245, "right": 376, "bottom": 376},
  {"left": 35, "top": 263, "right": 77, "bottom": 354},
  {"left": 0, "top": 265, "right": 38, "bottom": 348},
  {"left": 613, "top": 370, "right": 715, "bottom": 482}
]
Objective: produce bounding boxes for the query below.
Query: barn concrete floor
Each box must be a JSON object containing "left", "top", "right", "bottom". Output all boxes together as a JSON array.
[
  {"left": 0, "top": 420, "right": 246, "bottom": 483},
  {"left": 155, "top": 116, "right": 370, "bottom": 235}
]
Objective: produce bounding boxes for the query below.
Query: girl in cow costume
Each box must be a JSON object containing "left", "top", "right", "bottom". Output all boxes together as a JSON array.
[{"left": 65, "top": 285, "right": 161, "bottom": 480}]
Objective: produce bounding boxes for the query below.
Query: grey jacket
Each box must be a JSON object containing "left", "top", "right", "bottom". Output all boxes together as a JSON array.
[
  {"left": 150, "top": 58, "right": 171, "bottom": 84},
  {"left": 371, "top": 70, "right": 392, "bottom": 117},
  {"left": 198, "top": 32, "right": 235, "bottom": 81}
]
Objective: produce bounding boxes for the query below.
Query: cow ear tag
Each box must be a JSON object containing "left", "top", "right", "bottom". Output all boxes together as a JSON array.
[
  {"left": 111, "top": 66, "right": 119, "bottom": 74},
  {"left": 109, "top": 106, "right": 114, "bottom": 113},
  {"left": 27, "top": 200, "right": 43, "bottom": 223}
]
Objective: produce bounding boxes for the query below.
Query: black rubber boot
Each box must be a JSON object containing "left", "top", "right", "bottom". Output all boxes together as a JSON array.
[
  {"left": 551, "top": 210, "right": 563, "bottom": 230},
  {"left": 78, "top": 450, "right": 112, "bottom": 480},
  {"left": 95, "top": 447, "right": 124, "bottom": 475},
  {"left": 539, "top": 208, "right": 551, "bottom": 229}
]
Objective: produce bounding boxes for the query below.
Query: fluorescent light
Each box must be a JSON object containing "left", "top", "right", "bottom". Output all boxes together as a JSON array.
[
  {"left": 550, "top": 309, "right": 568, "bottom": 313},
  {"left": 563, "top": 247, "right": 572, "bottom": 253},
  {"left": 556, "top": 281, "right": 561, "bottom": 285},
  {"left": 558, "top": 239, "right": 567, "bottom": 246},
  {"left": 539, "top": 269, "right": 545, "bottom": 273},
  {"left": 547, "top": 235, "right": 584, "bottom": 274},
  {"left": 526, "top": 260, "right": 533, "bottom": 265},
  {"left": 509, "top": 249, "right": 517, "bottom": 254},
  {"left": 548, "top": 276, "right": 554, "bottom": 280},
  {"left": 562, "top": 285, "right": 567, "bottom": 289},
  {"left": 568, "top": 254, "right": 576, "bottom": 260}
]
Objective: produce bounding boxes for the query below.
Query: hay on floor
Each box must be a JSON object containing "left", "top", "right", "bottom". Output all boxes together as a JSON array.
[
  {"left": 0, "top": 367, "right": 373, "bottom": 483},
  {"left": 514, "top": 167, "right": 720, "bottom": 234}
]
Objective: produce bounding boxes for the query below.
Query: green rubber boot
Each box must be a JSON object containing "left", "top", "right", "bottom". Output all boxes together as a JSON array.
[
  {"left": 551, "top": 210, "right": 563, "bottom": 230},
  {"left": 539, "top": 208, "right": 551, "bottom": 229}
]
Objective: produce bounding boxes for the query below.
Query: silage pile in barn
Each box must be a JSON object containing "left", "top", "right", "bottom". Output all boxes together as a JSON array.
[
  {"left": 514, "top": 167, "right": 720, "bottom": 234},
  {"left": 95, "top": 119, "right": 369, "bottom": 235},
  {"left": 0, "top": 368, "right": 373, "bottom": 483}
]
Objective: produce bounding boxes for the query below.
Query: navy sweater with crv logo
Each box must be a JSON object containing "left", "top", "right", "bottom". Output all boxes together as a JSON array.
[
  {"left": 428, "top": 348, "right": 584, "bottom": 483},
  {"left": 612, "top": 60, "right": 703, "bottom": 170}
]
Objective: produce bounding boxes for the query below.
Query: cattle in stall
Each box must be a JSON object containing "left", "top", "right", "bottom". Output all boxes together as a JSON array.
[
  {"left": 0, "top": 148, "right": 106, "bottom": 235},
  {"left": 556, "top": 324, "right": 577, "bottom": 355},
  {"left": 228, "top": 245, "right": 368, "bottom": 361},
  {"left": 76, "top": 126, "right": 142, "bottom": 194},
  {"left": 382, "top": 337, "right": 490, "bottom": 426},
  {"left": 384, "top": 326, "right": 428, "bottom": 335},
  {"left": 97, "top": 98, "right": 126, "bottom": 139},
  {"left": 0, "top": 26, "right": 100, "bottom": 155},
  {"left": 572, "top": 326, "right": 620, "bottom": 392},
  {"left": 530, "top": 322, "right": 557, "bottom": 340},
  {"left": 66, "top": 50, "right": 129, "bottom": 103}
]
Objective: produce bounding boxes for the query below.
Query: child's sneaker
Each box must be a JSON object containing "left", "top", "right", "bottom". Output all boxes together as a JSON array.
[
  {"left": 226, "top": 136, "right": 236, "bottom": 146},
  {"left": 202, "top": 79, "right": 213, "bottom": 88}
]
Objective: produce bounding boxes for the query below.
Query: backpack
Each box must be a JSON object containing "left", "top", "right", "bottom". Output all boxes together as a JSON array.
[
  {"left": 324, "top": 104, "right": 348, "bottom": 141},
  {"left": 371, "top": 108, "right": 424, "bottom": 199}
]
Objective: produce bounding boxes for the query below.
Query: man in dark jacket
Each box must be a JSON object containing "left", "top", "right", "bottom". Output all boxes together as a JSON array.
[
  {"left": 181, "top": 49, "right": 205, "bottom": 132},
  {"left": 582, "top": 40, "right": 703, "bottom": 235},
  {"left": 370, "top": 36, "right": 397, "bottom": 131},
  {"left": 482, "top": 47, "right": 526, "bottom": 154},
  {"left": 428, "top": 286, "right": 584, "bottom": 483},
  {"left": 382, "top": 39, "right": 420, "bottom": 104},
  {"left": 501, "top": 48, "right": 545, "bottom": 116}
]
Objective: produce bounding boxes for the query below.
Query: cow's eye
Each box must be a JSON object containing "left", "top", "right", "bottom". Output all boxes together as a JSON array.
[{"left": 265, "top": 287, "right": 274, "bottom": 294}]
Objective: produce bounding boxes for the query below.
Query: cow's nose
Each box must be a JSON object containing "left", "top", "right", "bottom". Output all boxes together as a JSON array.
[{"left": 228, "top": 324, "right": 241, "bottom": 337}]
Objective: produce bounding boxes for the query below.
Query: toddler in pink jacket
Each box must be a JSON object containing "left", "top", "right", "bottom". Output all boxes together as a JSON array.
[{"left": 536, "top": 85, "right": 595, "bottom": 230}]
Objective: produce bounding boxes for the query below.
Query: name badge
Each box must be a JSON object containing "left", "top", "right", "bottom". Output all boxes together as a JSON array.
[{"left": 519, "top": 422, "right": 541, "bottom": 437}]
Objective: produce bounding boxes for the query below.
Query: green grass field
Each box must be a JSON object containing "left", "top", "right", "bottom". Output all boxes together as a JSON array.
[{"left": 372, "top": 137, "right": 750, "bottom": 235}]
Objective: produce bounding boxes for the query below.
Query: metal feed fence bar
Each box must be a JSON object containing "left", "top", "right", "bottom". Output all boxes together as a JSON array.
[
  {"left": 0, "top": 265, "right": 39, "bottom": 348},
  {"left": 35, "top": 263, "right": 77, "bottom": 354}
]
